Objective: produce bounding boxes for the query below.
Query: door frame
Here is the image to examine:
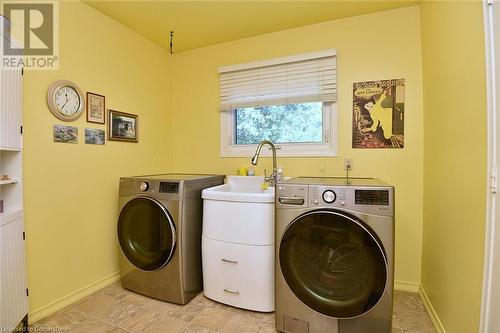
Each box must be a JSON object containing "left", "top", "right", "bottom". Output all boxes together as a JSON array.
[{"left": 481, "top": 1, "right": 499, "bottom": 332}]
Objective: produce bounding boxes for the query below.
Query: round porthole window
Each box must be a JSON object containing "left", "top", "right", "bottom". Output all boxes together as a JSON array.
[
  {"left": 117, "top": 197, "right": 176, "bottom": 271},
  {"left": 279, "top": 210, "right": 387, "bottom": 319}
]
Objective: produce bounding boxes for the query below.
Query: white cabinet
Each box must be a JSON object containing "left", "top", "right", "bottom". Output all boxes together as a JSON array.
[
  {"left": 0, "top": 65, "right": 27, "bottom": 331},
  {"left": 0, "top": 69, "right": 22, "bottom": 151},
  {"left": 0, "top": 213, "right": 28, "bottom": 331}
]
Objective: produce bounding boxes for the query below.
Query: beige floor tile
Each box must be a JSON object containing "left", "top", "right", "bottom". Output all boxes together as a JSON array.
[
  {"left": 68, "top": 316, "right": 126, "bottom": 333},
  {"left": 190, "top": 306, "right": 233, "bottom": 330},
  {"left": 75, "top": 293, "right": 120, "bottom": 317},
  {"left": 392, "top": 310, "right": 403, "bottom": 329},
  {"left": 92, "top": 299, "right": 141, "bottom": 326},
  {"left": 34, "top": 285, "right": 438, "bottom": 333},
  {"left": 203, "top": 297, "right": 237, "bottom": 312},
  {"left": 182, "top": 323, "right": 219, "bottom": 333},
  {"left": 395, "top": 292, "right": 426, "bottom": 313},
  {"left": 142, "top": 296, "right": 178, "bottom": 313},
  {"left": 219, "top": 311, "right": 262, "bottom": 333},
  {"left": 167, "top": 300, "right": 207, "bottom": 322},
  {"left": 399, "top": 310, "right": 436, "bottom": 332},
  {"left": 120, "top": 291, "right": 151, "bottom": 307},
  {"left": 261, "top": 312, "right": 275, "bottom": 325},
  {"left": 38, "top": 306, "right": 88, "bottom": 329},
  {"left": 191, "top": 292, "right": 216, "bottom": 307},
  {"left": 231, "top": 306, "right": 267, "bottom": 320},
  {"left": 99, "top": 284, "right": 132, "bottom": 301},
  {"left": 142, "top": 314, "right": 189, "bottom": 333},
  {"left": 116, "top": 307, "right": 161, "bottom": 332},
  {"left": 191, "top": 306, "right": 261, "bottom": 333},
  {"left": 257, "top": 321, "right": 278, "bottom": 333}
]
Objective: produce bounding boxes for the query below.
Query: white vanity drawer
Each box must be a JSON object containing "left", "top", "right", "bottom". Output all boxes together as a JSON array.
[
  {"left": 202, "top": 235, "right": 274, "bottom": 279},
  {"left": 203, "top": 264, "right": 274, "bottom": 312}
]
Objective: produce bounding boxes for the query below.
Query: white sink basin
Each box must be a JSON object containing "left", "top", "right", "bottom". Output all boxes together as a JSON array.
[{"left": 201, "top": 175, "right": 274, "bottom": 203}]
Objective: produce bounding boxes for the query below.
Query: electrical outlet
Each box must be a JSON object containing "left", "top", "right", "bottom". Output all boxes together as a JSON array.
[{"left": 344, "top": 158, "right": 353, "bottom": 170}]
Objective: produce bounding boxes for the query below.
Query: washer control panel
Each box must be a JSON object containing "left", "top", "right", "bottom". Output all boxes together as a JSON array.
[
  {"left": 309, "top": 185, "right": 392, "bottom": 216},
  {"left": 276, "top": 178, "right": 394, "bottom": 217},
  {"left": 310, "top": 186, "right": 347, "bottom": 207}
]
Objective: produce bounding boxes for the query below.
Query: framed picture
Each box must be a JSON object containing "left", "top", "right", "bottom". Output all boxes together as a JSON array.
[
  {"left": 108, "top": 109, "right": 138, "bottom": 142},
  {"left": 85, "top": 128, "right": 105, "bottom": 145},
  {"left": 53, "top": 124, "right": 78, "bottom": 144},
  {"left": 86, "top": 92, "right": 105, "bottom": 124}
]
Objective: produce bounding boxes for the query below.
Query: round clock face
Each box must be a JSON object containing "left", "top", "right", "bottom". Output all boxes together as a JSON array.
[
  {"left": 47, "top": 80, "right": 85, "bottom": 121},
  {"left": 55, "top": 86, "right": 81, "bottom": 116}
]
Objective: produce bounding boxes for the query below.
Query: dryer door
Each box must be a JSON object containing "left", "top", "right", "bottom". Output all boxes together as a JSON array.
[
  {"left": 118, "top": 196, "right": 176, "bottom": 271},
  {"left": 279, "top": 210, "right": 387, "bottom": 319}
]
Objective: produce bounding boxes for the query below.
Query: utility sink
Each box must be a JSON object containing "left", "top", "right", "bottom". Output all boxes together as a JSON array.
[
  {"left": 201, "top": 175, "right": 274, "bottom": 203},
  {"left": 201, "top": 175, "right": 275, "bottom": 311}
]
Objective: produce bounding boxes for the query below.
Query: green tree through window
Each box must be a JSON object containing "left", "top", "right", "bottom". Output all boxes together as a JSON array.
[{"left": 235, "top": 102, "right": 323, "bottom": 145}]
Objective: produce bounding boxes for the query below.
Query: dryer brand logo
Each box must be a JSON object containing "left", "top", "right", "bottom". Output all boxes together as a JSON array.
[{"left": 1, "top": 1, "right": 59, "bottom": 70}]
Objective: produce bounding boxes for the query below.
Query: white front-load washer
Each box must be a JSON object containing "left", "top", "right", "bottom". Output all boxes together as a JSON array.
[{"left": 275, "top": 177, "right": 394, "bottom": 333}]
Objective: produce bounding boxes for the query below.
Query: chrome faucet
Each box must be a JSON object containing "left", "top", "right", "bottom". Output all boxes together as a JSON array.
[{"left": 251, "top": 140, "right": 278, "bottom": 186}]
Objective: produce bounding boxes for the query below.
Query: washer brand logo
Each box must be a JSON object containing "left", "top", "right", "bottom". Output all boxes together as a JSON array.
[{"left": 1, "top": 1, "right": 59, "bottom": 70}]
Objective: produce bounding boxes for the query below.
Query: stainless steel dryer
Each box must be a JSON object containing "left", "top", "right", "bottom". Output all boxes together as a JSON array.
[
  {"left": 117, "top": 174, "right": 224, "bottom": 304},
  {"left": 275, "top": 177, "right": 394, "bottom": 333}
]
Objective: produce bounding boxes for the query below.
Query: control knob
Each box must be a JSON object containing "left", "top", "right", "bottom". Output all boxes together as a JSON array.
[
  {"left": 322, "top": 190, "right": 336, "bottom": 203},
  {"left": 139, "top": 182, "right": 149, "bottom": 191}
]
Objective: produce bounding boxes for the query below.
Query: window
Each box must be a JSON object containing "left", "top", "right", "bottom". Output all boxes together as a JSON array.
[{"left": 219, "top": 49, "right": 337, "bottom": 157}]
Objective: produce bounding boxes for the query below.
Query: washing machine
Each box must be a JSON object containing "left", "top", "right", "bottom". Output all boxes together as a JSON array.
[
  {"left": 275, "top": 177, "right": 394, "bottom": 333},
  {"left": 117, "top": 173, "right": 225, "bottom": 304}
]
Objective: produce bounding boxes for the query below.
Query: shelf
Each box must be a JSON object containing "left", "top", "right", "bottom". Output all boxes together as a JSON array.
[
  {"left": 0, "top": 146, "right": 22, "bottom": 152},
  {"left": 0, "top": 208, "right": 23, "bottom": 227},
  {"left": 0, "top": 179, "right": 19, "bottom": 186}
]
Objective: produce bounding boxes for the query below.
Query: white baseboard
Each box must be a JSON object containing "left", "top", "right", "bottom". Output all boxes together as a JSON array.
[
  {"left": 28, "top": 271, "right": 120, "bottom": 324},
  {"left": 394, "top": 280, "right": 420, "bottom": 293},
  {"left": 419, "top": 285, "right": 446, "bottom": 333}
]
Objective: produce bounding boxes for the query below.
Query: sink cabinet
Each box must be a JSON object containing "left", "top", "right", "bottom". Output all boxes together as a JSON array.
[{"left": 201, "top": 176, "right": 275, "bottom": 312}]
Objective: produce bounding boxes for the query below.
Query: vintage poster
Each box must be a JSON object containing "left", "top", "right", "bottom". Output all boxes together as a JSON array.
[{"left": 352, "top": 79, "right": 405, "bottom": 148}]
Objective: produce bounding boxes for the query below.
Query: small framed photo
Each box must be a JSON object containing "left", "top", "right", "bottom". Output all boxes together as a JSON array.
[
  {"left": 85, "top": 128, "right": 105, "bottom": 145},
  {"left": 108, "top": 109, "right": 138, "bottom": 142},
  {"left": 53, "top": 124, "right": 78, "bottom": 144},
  {"left": 86, "top": 92, "right": 105, "bottom": 124}
]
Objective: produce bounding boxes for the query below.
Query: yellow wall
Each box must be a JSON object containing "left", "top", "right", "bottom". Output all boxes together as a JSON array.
[
  {"left": 420, "top": 1, "right": 486, "bottom": 332},
  {"left": 170, "top": 6, "right": 424, "bottom": 286},
  {"left": 22, "top": 1, "right": 172, "bottom": 318}
]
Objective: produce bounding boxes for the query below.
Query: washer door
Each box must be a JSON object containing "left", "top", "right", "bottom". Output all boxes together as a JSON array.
[
  {"left": 279, "top": 210, "right": 387, "bottom": 319},
  {"left": 118, "top": 197, "right": 176, "bottom": 271}
]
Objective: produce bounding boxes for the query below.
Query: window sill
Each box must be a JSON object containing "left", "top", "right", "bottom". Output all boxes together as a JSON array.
[{"left": 220, "top": 144, "right": 337, "bottom": 158}]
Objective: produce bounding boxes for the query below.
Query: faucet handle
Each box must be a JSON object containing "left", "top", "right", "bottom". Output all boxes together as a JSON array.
[{"left": 264, "top": 169, "right": 267, "bottom": 180}]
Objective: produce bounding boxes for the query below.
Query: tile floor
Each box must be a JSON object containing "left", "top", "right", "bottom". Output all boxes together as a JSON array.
[{"left": 32, "top": 283, "right": 436, "bottom": 333}]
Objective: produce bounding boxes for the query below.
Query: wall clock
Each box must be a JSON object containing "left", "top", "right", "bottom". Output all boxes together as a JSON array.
[{"left": 46, "top": 80, "right": 85, "bottom": 121}]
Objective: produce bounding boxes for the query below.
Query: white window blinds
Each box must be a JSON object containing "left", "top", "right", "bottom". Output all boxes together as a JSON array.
[{"left": 218, "top": 49, "right": 337, "bottom": 111}]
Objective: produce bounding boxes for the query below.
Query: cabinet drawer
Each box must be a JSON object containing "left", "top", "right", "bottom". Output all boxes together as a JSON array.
[
  {"left": 203, "top": 199, "right": 274, "bottom": 245},
  {"left": 202, "top": 236, "right": 274, "bottom": 279},
  {"left": 203, "top": 265, "right": 274, "bottom": 312}
]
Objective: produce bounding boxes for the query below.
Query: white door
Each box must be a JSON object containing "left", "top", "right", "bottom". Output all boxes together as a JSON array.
[
  {"left": 0, "top": 216, "right": 28, "bottom": 330},
  {"left": 482, "top": 1, "right": 500, "bottom": 332}
]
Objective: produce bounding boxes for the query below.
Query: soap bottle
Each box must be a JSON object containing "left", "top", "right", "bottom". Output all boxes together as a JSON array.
[{"left": 276, "top": 165, "right": 283, "bottom": 182}]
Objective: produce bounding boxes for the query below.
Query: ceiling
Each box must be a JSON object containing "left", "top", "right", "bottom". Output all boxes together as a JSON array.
[{"left": 84, "top": 1, "right": 419, "bottom": 53}]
